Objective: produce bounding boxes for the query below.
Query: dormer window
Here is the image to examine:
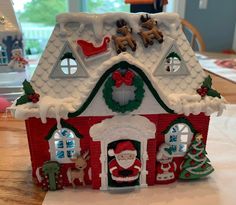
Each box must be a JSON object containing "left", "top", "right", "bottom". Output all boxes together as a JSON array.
[
  {"left": 49, "top": 42, "right": 88, "bottom": 79},
  {"left": 153, "top": 43, "right": 189, "bottom": 76},
  {"left": 60, "top": 52, "right": 78, "bottom": 75},
  {"left": 0, "top": 44, "right": 8, "bottom": 65},
  {"left": 165, "top": 52, "right": 181, "bottom": 73}
]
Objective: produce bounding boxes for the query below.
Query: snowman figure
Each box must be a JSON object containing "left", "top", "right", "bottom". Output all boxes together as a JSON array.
[
  {"left": 8, "top": 48, "right": 28, "bottom": 69},
  {"left": 156, "top": 143, "right": 177, "bottom": 184}
]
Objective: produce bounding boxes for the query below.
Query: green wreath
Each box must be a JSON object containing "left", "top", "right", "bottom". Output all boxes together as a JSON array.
[{"left": 102, "top": 71, "right": 145, "bottom": 113}]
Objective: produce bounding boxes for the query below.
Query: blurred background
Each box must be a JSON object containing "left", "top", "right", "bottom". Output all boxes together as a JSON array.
[{"left": 12, "top": 0, "right": 236, "bottom": 57}]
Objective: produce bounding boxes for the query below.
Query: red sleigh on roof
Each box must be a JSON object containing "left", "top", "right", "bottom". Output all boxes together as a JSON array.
[{"left": 77, "top": 36, "right": 110, "bottom": 58}]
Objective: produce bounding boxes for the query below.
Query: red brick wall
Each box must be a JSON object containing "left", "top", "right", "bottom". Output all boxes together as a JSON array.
[
  {"left": 146, "top": 138, "right": 157, "bottom": 185},
  {"left": 90, "top": 141, "right": 102, "bottom": 189},
  {"left": 25, "top": 113, "right": 210, "bottom": 188},
  {"left": 25, "top": 118, "right": 53, "bottom": 179}
]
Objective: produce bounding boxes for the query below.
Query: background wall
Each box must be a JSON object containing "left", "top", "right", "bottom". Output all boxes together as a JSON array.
[{"left": 185, "top": 0, "right": 236, "bottom": 52}]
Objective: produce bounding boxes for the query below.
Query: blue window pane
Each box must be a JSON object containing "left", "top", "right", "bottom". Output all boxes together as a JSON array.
[
  {"left": 171, "top": 125, "right": 179, "bottom": 133},
  {"left": 60, "top": 129, "right": 69, "bottom": 137},
  {"left": 60, "top": 129, "right": 74, "bottom": 138},
  {"left": 67, "top": 150, "right": 75, "bottom": 158},
  {"left": 66, "top": 140, "right": 75, "bottom": 148},
  {"left": 170, "top": 145, "right": 177, "bottom": 153},
  {"left": 179, "top": 144, "right": 187, "bottom": 152},
  {"left": 169, "top": 135, "right": 177, "bottom": 142},
  {"left": 56, "top": 151, "right": 64, "bottom": 159},
  {"left": 55, "top": 141, "right": 64, "bottom": 148}
]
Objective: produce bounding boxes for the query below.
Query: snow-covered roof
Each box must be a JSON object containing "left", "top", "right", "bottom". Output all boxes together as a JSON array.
[
  {"left": 0, "top": 0, "right": 21, "bottom": 34},
  {"left": 11, "top": 12, "right": 225, "bottom": 125}
]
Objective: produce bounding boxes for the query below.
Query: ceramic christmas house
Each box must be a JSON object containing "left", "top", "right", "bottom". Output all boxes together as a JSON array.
[
  {"left": 0, "top": 0, "right": 27, "bottom": 72},
  {"left": 11, "top": 12, "right": 225, "bottom": 191}
]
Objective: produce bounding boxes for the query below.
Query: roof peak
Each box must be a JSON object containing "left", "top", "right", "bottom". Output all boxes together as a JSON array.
[
  {"left": 56, "top": 12, "right": 180, "bottom": 24},
  {"left": 56, "top": 12, "right": 180, "bottom": 40}
]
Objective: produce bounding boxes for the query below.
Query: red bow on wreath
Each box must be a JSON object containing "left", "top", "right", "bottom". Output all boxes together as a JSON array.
[{"left": 112, "top": 70, "right": 135, "bottom": 88}]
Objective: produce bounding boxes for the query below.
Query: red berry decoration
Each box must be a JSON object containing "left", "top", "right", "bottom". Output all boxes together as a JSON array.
[
  {"left": 197, "top": 86, "right": 208, "bottom": 97},
  {"left": 192, "top": 150, "right": 196, "bottom": 154},
  {"left": 201, "top": 164, "right": 206, "bottom": 169},
  {"left": 199, "top": 153, "right": 204, "bottom": 158},
  {"left": 28, "top": 93, "right": 40, "bottom": 103},
  {"left": 190, "top": 160, "right": 195, "bottom": 165},
  {"left": 185, "top": 173, "right": 191, "bottom": 178}
]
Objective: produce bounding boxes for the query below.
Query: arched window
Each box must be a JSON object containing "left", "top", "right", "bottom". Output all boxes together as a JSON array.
[
  {"left": 0, "top": 44, "right": 8, "bottom": 65},
  {"left": 60, "top": 52, "right": 78, "bottom": 75},
  {"left": 164, "top": 122, "right": 194, "bottom": 156},
  {"left": 49, "top": 128, "right": 81, "bottom": 163}
]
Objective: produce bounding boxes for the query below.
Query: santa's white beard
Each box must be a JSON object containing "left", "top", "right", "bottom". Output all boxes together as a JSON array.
[{"left": 117, "top": 158, "right": 135, "bottom": 169}]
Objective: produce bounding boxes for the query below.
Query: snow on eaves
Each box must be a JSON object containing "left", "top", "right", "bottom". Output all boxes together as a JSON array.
[
  {"left": 168, "top": 93, "right": 226, "bottom": 116},
  {"left": 56, "top": 12, "right": 181, "bottom": 39}
]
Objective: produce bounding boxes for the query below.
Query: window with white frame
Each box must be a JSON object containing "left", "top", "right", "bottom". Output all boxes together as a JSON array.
[
  {"left": 165, "top": 52, "right": 181, "bottom": 72},
  {"left": 49, "top": 128, "right": 81, "bottom": 163},
  {"left": 60, "top": 52, "right": 78, "bottom": 75},
  {"left": 165, "top": 123, "right": 193, "bottom": 156},
  {"left": 0, "top": 44, "right": 8, "bottom": 65}
]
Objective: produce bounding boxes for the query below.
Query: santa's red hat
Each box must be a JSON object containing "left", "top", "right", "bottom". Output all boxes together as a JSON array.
[{"left": 108, "top": 141, "right": 137, "bottom": 156}]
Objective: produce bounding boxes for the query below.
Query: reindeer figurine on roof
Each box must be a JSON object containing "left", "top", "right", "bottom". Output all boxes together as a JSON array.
[
  {"left": 112, "top": 19, "right": 137, "bottom": 54},
  {"left": 138, "top": 14, "right": 164, "bottom": 47}
]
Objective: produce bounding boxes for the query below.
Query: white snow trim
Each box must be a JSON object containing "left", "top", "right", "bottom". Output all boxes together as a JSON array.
[
  {"left": 168, "top": 93, "right": 226, "bottom": 116},
  {"left": 90, "top": 115, "right": 156, "bottom": 140},
  {"left": 35, "top": 167, "right": 42, "bottom": 183},
  {"left": 134, "top": 165, "right": 141, "bottom": 171},
  {"left": 56, "top": 12, "right": 180, "bottom": 39},
  {"left": 110, "top": 167, "right": 118, "bottom": 172},
  {"left": 10, "top": 96, "right": 79, "bottom": 129},
  {"left": 111, "top": 174, "right": 139, "bottom": 182}
]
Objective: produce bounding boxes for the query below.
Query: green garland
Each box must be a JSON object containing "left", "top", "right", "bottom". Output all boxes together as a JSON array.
[{"left": 102, "top": 74, "right": 145, "bottom": 113}]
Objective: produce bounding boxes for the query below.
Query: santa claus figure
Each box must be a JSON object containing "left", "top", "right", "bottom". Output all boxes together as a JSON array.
[
  {"left": 108, "top": 141, "right": 141, "bottom": 182},
  {"left": 156, "top": 143, "right": 177, "bottom": 184}
]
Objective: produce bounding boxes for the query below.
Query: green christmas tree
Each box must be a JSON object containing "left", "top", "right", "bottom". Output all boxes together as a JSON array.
[{"left": 179, "top": 133, "right": 214, "bottom": 180}]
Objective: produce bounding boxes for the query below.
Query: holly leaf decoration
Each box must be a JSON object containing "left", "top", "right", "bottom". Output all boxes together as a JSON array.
[
  {"left": 207, "top": 88, "right": 221, "bottom": 98},
  {"left": 22, "top": 80, "right": 35, "bottom": 95},
  {"left": 15, "top": 80, "right": 40, "bottom": 106},
  {"left": 202, "top": 76, "right": 212, "bottom": 89},
  {"left": 16, "top": 95, "right": 29, "bottom": 106}
]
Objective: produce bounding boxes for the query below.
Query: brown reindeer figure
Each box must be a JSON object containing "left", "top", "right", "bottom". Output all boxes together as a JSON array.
[
  {"left": 138, "top": 14, "right": 164, "bottom": 47},
  {"left": 112, "top": 19, "right": 137, "bottom": 54},
  {"left": 67, "top": 150, "right": 90, "bottom": 188}
]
